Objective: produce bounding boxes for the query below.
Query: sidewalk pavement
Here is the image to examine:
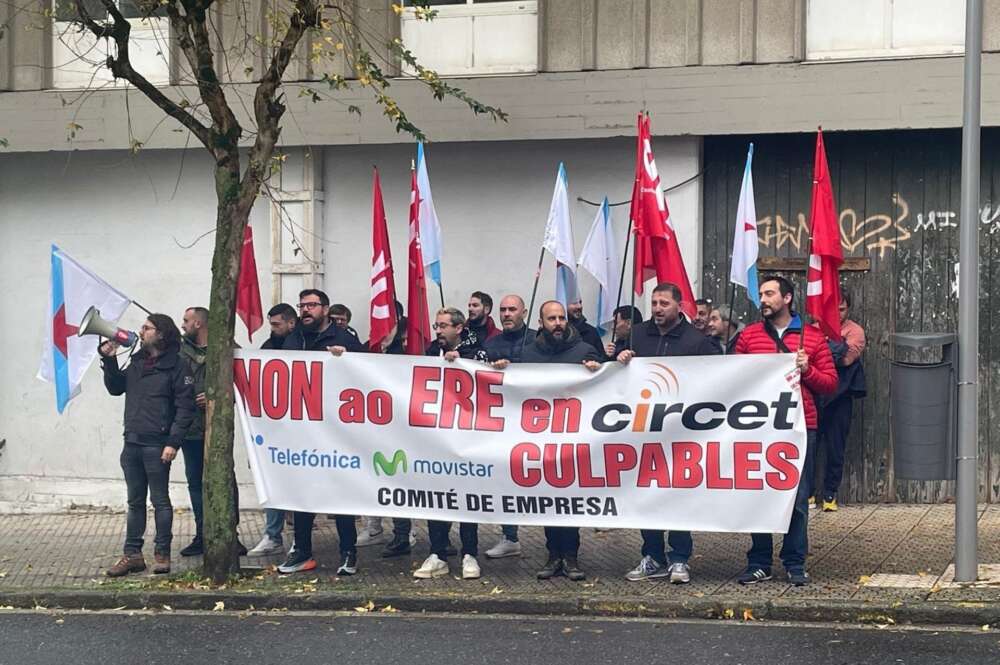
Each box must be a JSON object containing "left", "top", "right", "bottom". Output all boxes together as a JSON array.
[{"left": 2, "top": 504, "right": 999, "bottom": 626}]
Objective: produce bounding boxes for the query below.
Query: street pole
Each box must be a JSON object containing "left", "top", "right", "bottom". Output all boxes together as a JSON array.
[{"left": 955, "top": 0, "right": 982, "bottom": 583}]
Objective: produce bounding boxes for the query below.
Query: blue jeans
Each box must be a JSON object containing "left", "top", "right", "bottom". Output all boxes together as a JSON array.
[
  {"left": 502, "top": 525, "right": 518, "bottom": 542},
  {"left": 640, "top": 530, "right": 692, "bottom": 565},
  {"left": 747, "top": 430, "right": 816, "bottom": 572},
  {"left": 264, "top": 509, "right": 285, "bottom": 544},
  {"left": 544, "top": 526, "right": 579, "bottom": 557},
  {"left": 392, "top": 518, "right": 411, "bottom": 538},
  {"left": 120, "top": 443, "right": 173, "bottom": 556}
]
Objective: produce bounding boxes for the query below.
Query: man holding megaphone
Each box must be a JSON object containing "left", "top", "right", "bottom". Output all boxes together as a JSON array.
[{"left": 96, "top": 313, "right": 196, "bottom": 577}]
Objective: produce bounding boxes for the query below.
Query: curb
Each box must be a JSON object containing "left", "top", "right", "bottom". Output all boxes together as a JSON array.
[{"left": 2, "top": 588, "right": 998, "bottom": 627}]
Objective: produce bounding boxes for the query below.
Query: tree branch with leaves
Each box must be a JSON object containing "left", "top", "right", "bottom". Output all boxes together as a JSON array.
[{"left": 56, "top": 0, "right": 506, "bottom": 582}]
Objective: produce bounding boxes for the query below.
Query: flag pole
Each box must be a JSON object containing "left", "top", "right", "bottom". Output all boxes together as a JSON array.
[
  {"left": 437, "top": 282, "right": 445, "bottom": 308},
  {"left": 799, "top": 127, "right": 822, "bottom": 353},
  {"left": 130, "top": 300, "right": 153, "bottom": 315},
  {"left": 521, "top": 247, "right": 546, "bottom": 354},
  {"left": 611, "top": 218, "right": 633, "bottom": 346}
]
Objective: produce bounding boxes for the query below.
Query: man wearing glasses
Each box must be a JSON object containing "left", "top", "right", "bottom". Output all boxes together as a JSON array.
[
  {"left": 414, "top": 307, "right": 487, "bottom": 581},
  {"left": 277, "top": 289, "right": 365, "bottom": 575}
]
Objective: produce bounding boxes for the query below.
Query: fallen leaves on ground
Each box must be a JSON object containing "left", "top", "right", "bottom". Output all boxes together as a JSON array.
[
  {"left": 212, "top": 601, "right": 225, "bottom": 612},
  {"left": 742, "top": 608, "right": 755, "bottom": 621},
  {"left": 354, "top": 600, "right": 375, "bottom": 613}
]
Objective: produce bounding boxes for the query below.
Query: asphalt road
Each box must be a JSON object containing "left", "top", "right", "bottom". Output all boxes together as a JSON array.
[{"left": 0, "top": 610, "right": 997, "bottom": 665}]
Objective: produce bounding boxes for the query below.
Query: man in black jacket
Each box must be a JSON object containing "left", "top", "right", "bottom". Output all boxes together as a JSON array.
[
  {"left": 482, "top": 294, "right": 535, "bottom": 559},
  {"left": 414, "top": 307, "right": 488, "bottom": 581},
  {"left": 99, "top": 313, "right": 195, "bottom": 577},
  {"left": 277, "top": 289, "right": 365, "bottom": 576},
  {"left": 568, "top": 298, "right": 607, "bottom": 359},
  {"left": 604, "top": 305, "right": 643, "bottom": 359},
  {"left": 616, "top": 282, "right": 720, "bottom": 585},
  {"left": 261, "top": 303, "right": 297, "bottom": 350},
  {"left": 520, "top": 301, "right": 602, "bottom": 581},
  {"left": 249, "top": 303, "right": 298, "bottom": 558}
]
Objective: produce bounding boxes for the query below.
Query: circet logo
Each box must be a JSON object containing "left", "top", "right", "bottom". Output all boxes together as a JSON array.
[{"left": 373, "top": 449, "right": 408, "bottom": 476}]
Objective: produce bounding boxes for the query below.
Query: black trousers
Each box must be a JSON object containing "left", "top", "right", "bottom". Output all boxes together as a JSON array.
[
  {"left": 428, "top": 521, "right": 478, "bottom": 558},
  {"left": 121, "top": 443, "right": 172, "bottom": 556},
  {"left": 544, "top": 526, "right": 579, "bottom": 558},
  {"left": 293, "top": 512, "right": 357, "bottom": 558},
  {"left": 180, "top": 437, "right": 240, "bottom": 538},
  {"left": 818, "top": 396, "right": 853, "bottom": 498}
]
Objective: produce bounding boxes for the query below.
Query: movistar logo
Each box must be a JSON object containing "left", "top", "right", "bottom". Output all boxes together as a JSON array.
[{"left": 373, "top": 449, "right": 408, "bottom": 476}]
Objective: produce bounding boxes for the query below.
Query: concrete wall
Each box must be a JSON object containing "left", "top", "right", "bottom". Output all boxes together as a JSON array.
[
  {"left": 0, "top": 148, "right": 269, "bottom": 512},
  {"left": 0, "top": 135, "right": 701, "bottom": 512}
]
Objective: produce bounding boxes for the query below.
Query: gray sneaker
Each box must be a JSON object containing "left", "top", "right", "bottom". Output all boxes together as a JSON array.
[
  {"left": 625, "top": 555, "right": 668, "bottom": 581},
  {"left": 667, "top": 562, "right": 691, "bottom": 584}
]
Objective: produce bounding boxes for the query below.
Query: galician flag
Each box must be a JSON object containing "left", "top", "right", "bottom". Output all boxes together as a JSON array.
[
  {"left": 416, "top": 142, "right": 443, "bottom": 285},
  {"left": 542, "top": 162, "right": 578, "bottom": 306},
  {"left": 729, "top": 143, "right": 760, "bottom": 307},
  {"left": 38, "top": 245, "right": 131, "bottom": 413},
  {"left": 578, "top": 197, "right": 620, "bottom": 334}
]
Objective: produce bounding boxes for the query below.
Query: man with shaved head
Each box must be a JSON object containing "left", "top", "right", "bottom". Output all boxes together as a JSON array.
[
  {"left": 481, "top": 294, "right": 536, "bottom": 559},
  {"left": 516, "top": 300, "right": 602, "bottom": 581}
]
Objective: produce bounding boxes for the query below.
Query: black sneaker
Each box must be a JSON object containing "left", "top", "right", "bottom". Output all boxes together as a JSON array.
[
  {"left": 537, "top": 557, "right": 564, "bottom": 580},
  {"left": 277, "top": 550, "right": 317, "bottom": 574},
  {"left": 180, "top": 537, "right": 204, "bottom": 557},
  {"left": 787, "top": 569, "right": 811, "bottom": 586},
  {"left": 337, "top": 551, "right": 358, "bottom": 576},
  {"left": 737, "top": 566, "right": 773, "bottom": 585},
  {"left": 381, "top": 534, "right": 412, "bottom": 558},
  {"left": 563, "top": 556, "right": 586, "bottom": 582}
]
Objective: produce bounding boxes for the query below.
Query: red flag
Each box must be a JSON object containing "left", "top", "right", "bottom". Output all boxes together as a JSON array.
[
  {"left": 370, "top": 168, "right": 399, "bottom": 352},
  {"left": 806, "top": 129, "right": 843, "bottom": 342},
  {"left": 406, "top": 166, "right": 432, "bottom": 355},
  {"left": 235, "top": 224, "right": 263, "bottom": 341},
  {"left": 630, "top": 113, "right": 696, "bottom": 318}
]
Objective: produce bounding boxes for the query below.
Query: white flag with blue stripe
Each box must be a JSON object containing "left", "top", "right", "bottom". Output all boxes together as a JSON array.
[
  {"left": 542, "top": 163, "right": 577, "bottom": 306},
  {"left": 37, "top": 245, "right": 131, "bottom": 413},
  {"left": 578, "top": 197, "right": 620, "bottom": 334},
  {"left": 730, "top": 144, "right": 760, "bottom": 306},
  {"left": 416, "top": 142, "right": 443, "bottom": 285}
]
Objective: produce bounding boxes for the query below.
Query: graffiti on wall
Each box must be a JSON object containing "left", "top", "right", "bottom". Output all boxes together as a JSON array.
[{"left": 756, "top": 193, "right": 1000, "bottom": 256}]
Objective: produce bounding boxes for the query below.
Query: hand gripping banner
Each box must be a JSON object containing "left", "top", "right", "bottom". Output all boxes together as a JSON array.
[{"left": 234, "top": 352, "right": 806, "bottom": 533}]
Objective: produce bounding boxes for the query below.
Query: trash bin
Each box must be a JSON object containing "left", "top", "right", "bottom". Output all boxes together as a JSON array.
[{"left": 889, "top": 332, "right": 956, "bottom": 481}]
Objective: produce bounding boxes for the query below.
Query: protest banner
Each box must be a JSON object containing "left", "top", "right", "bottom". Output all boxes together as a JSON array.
[{"left": 234, "top": 352, "right": 805, "bottom": 533}]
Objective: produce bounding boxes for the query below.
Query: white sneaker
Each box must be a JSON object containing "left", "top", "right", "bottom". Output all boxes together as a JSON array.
[
  {"left": 413, "top": 554, "right": 449, "bottom": 579},
  {"left": 248, "top": 535, "right": 284, "bottom": 557},
  {"left": 485, "top": 537, "right": 522, "bottom": 559},
  {"left": 356, "top": 517, "right": 386, "bottom": 547},
  {"left": 462, "top": 554, "right": 481, "bottom": 579},
  {"left": 667, "top": 562, "right": 691, "bottom": 584}
]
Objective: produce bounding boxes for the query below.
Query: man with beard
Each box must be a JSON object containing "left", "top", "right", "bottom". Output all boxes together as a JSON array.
[
  {"left": 99, "top": 314, "right": 195, "bottom": 576},
  {"left": 482, "top": 295, "right": 535, "bottom": 559},
  {"left": 617, "top": 283, "right": 720, "bottom": 585},
  {"left": 520, "top": 301, "right": 602, "bottom": 581},
  {"left": 249, "top": 303, "right": 298, "bottom": 557},
  {"left": 466, "top": 291, "right": 501, "bottom": 344},
  {"left": 604, "top": 305, "right": 643, "bottom": 359},
  {"left": 693, "top": 298, "right": 713, "bottom": 334},
  {"left": 414, "top": 308, "right": 488, "bottom": 581},
  {"left": 567, "top": 298, "right": 607, "bottom": 358},
  {"left": 277, "top": 289, "right": 365, "bottom": 576},
  {"left": 261, "top": 303, "right": 297, "bottom": 350},
  {"left": 734, "top": 275, "right": 837, "bottom": 586}
]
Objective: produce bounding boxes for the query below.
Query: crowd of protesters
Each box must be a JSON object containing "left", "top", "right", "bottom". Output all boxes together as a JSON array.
[{"left": 96, "top": 275, "right": 865, "bottom": 587}]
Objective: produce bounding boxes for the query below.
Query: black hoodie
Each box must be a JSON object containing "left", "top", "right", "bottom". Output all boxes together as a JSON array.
[{"left": 281, "top": 322, "right": 364, "bottom": 353}]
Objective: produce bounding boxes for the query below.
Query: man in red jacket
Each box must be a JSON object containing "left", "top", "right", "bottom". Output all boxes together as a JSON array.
[{"left": 734, "top": 275, "right": 837, "bottom": 586}]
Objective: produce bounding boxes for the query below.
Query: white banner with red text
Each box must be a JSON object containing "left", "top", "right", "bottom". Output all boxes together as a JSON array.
[{"left": 234, "top": 351, "right": 806, "bottom": 533}]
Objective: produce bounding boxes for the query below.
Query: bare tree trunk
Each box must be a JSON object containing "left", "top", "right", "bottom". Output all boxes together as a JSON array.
[{"left": 202, "top": 156, "right": 250, "bottom": 582}]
